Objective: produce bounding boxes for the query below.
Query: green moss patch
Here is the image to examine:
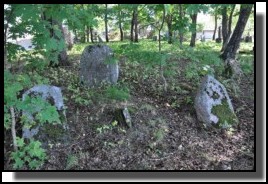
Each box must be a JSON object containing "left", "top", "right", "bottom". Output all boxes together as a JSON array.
[{"left": 211, "top": 99, "right": 238, "bottom": 128}]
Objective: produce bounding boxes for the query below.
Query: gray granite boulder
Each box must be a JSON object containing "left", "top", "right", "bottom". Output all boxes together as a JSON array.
[
  {"left": 194, "top": 75, "right": 238, "bottom": 128},
  {"left": 22, "top": 85, "right": 68, "bottom": 143},
  {"left": 80, "top": 45, "right": 119, "bottom": 87}
]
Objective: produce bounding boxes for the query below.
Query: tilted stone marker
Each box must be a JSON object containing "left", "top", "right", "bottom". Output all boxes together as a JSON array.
[
  {"left": 114, "top": 108, "right": 132, "bottom": 128},
  {"left": 22, "top": 85, "right": 69, "bottom": 147},
  {"left": 194, "top": 75, "right": 238, "bottom": 128},
  {"left": 80, "top": 45, "right": 119, "bottom": 87}
]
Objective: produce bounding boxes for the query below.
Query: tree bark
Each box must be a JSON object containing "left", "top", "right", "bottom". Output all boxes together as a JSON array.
[
  {"left": 57, "top": 23, "right": 69, "bottom": 66},
  {"left": 119, "top": 11, "right": 124, "bottom": 41},
  {"left": 105, "top": 4, "right": 109, "bottom": 42},
  {"left": 130, "top": 10, "right": 134, "bottom": 42},
  {"left": 86, "top": 25, "right": 89, "bottom": 43},
  {"left": 159, "top": 7, "right": 167, "bottom": 92},
  {"left": 10, "top": 107, "right": 18, "bottom": 152},
  {"left": 222, "top": 4, "right": 236, "bottom": 51},
  {"left": 190, "top": 13, "right": 197, "bottom": 47},
  {"left": 212, "top": 11, "right": 218, "bottom": 40},
  {"left": 221, "top": 4, "right": 253, "bottom": 61},
  {"left": 179, "top": 4, "right": 184, "bottom": 45},
  {"left": 43, "top": 12, "right": 69, "bottom": 66},
  {"left": 221, "top": 6, "right": 228, "bottom": 51},
  {"left": 227, "top": 5, "right": 236, "bottom": 39},
  {"left": 166, "top": 14, "right": 173, "bottom": 44},
  {"left": 90, "top": 27, "right": 94, "bottom": 43},
  {"left": 134, "top": 8, "right": 138, "bottom": 42}
]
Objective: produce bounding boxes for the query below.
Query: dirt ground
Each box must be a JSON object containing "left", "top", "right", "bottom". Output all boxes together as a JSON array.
[{"left": 4, "top": 53, "right": 254, "bottom": 170}]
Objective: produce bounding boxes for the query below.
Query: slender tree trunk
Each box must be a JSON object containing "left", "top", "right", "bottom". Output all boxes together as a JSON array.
[
  {"left": 43, "top": 12, "right": 69, "bottom": 66},
  {"left": 86, "top": 26, "right": 89, "bottom": 42},
  {"left": 130, "top": 10, "right": 134, "bottom": 42},
  {"left": 57, "top": 23, "right": 69, "bottom": 66},
  {"left": 222, "top": 4, "right": 236, "bottom": 51},
  {"left": 221, "top": 4, "right": 253, "bottom": 61},
  {"left": 227, "top": 5, "right": 236, "bottom": 39},
  {"left": 81, "top": 26, "right": 86, "bottom": 43},
  {"left": 119, "top": 11, "right": 124, "bottom": 41},
  {"left": 105, "top": 4, "right": 109, "bottom": 42},
  {"left": 134, "top": 8, "right": 138, "bottom": 42},
  {"left": 10, "top": 107, "right": 18, "bottom": 152},
  {"left": 190, "top": 13, "right": 197, "bottom": 47},
  {"left": 179, "top": 4, "right": 184, "bottom": 45},
  {"left": 74, "top": 29, "right": 77, "bottom": 41},
  {"left": 159, "top": 6, "right": 167, "bottom": 92},
  {"left": 90, "top": 27, "right": 94, "bottom": 43},
  {"left": 221, "top": 6, "right": 228, "bottom": 51},
  {"left": 166, "top": 14, "right": 173, "bottom": 44},
  {"left": 212, "top": 11, "right": 218, "bottom": 40}
]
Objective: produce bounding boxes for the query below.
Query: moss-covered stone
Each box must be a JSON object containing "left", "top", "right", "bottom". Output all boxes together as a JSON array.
[{"left": 211, "top": 99, "right": 238, "bottom": 128}]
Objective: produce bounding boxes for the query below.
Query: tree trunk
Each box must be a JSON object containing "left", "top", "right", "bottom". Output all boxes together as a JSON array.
[
  {"left": 86, "top": 26, "right": 89, "bottom": 43},
  {"left": 222, "top": 4, "right": 236, "bottom": 51},
  {"left": 159, "top": 6, "right": 167, "bottom": 92},
  {"left": 166, "top": 14, "right": 173, "bottom": 44},
  {"left": 81, "top": 27, "right": 86, "bottom": 43},
  {"left": 105, "top": 4, "right": 109, "bottom": 42},
  {"left": 179, "top": 4, "right": 184, "bottom": 45},
  {"left": 57, "top": 23, "right": 69, "bottom": 66},
  {"left": 130, "top": 10, "right": 134, "bottom": 42},
  {"left": 10, "top": 107, "right": 18, "bottom": 152},
  {"left": 90, "top": 27, "right": 94, "bottom": 43},
  {"left": 221, "top": 6, "right": 228, "bottom": 51},
  {"left": 212, "top": 11, "right": 218, "bottom": 40},
  {"left": 134, "top": 8, "right": 138, "bottom": 42},
  {"left": 43, "top": 13, "right": 69, "bottom": 66},
  {"left": 119, "top": 11, "right": 123, "bottom": 41},
  {"left": 190, "top": 13, "right": 197, "bottom": 47},
  {"left": 221, "top": 4, "right": 253, "bottom": 61},
  {"left": 74, "top": 29, "right": 77, "bottom": 41},
  {"left": 227, "top": 5, "right": 236, "bottom": 39}
]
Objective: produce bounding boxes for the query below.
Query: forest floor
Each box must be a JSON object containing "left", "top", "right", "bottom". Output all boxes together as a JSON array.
[{"left": 4, "top": 40, "right": 254, "bottom": 170}]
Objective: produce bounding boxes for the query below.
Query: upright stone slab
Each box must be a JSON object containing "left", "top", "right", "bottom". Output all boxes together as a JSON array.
[
  {"left": 114, "top": 108, "right": 132, "bottom": 128},
  {"left": 22, "top": 85, "right": 69, "bottom": 147},
  {"left": 194, "top": 75, "right": 238, "bottom": 128},
  {"left": 80, "top": 45, "right": 119, "bottom": 87}
]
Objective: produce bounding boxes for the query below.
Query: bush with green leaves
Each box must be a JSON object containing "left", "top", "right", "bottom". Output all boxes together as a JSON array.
[
  {"left": 4, "top": 70, "right": 62, "bottom": 169},
  {"left": 11, "top": 138, "right": 46, "bottom": 169}
]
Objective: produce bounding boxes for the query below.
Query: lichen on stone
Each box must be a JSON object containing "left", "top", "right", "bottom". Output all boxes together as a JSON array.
[
  {"left": 211, "top": 99, "right": 238, "bottom": 128},
  {"left": 195, "top": 75, "right": 237, "bottom": 128}
]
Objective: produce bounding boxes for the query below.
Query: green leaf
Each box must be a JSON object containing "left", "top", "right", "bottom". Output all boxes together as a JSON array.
[
  {"left": 112, "top": 120, "right": 118, "bottom": 127},
  {"left": 16, "top": 137, "right": 25, "bottom": 147},
  {"left": 13, "top": 157, "right": 24, "bottom": 169},
  {"left": 36, "top": 105, "right": 60, "bottom": 124}
]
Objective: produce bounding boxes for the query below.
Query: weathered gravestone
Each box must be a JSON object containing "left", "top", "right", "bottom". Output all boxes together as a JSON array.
[
  {"left": 22, "top": 85, "right": 69, "bottom": 148},
  {"left": 114, "top": 108, "right": 132, "bottom": 128},
  {"left": 80, "top": 45, "right": 119, "bottom": 87},
  {"left": 194, "top": 75, "right": 238, "bottom": 128}
]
